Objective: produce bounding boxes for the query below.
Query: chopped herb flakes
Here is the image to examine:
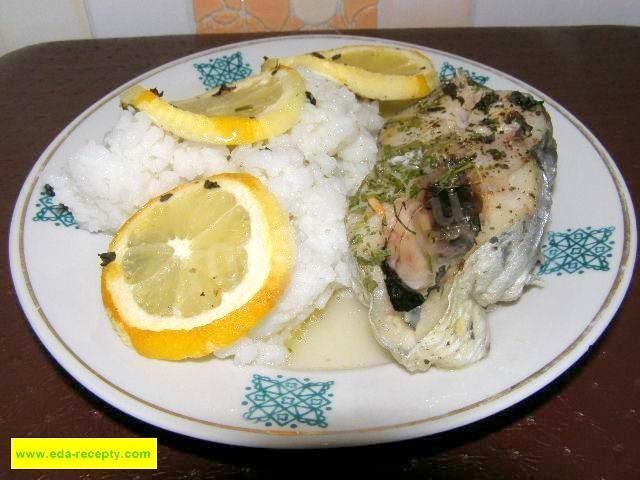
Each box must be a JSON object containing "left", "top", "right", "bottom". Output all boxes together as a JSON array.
[
  {"left": 213, "top": 83, "right": 235, "bottom": 96},
  {"left": 311, "top": 51, "right": 326, "bottom": 59},
  {"left": 509, "top": 91, "right": 543, "bottom": 110},
  {"left": 356, "top": 249, "right": 390, "bottom": 266},
  {"left": 380, "top": 140, "right": 425, "bottom": 162},
  {"left": 362, "top": 275, "right": 378, "bottom": 293},
  {"left": 159, "top": 193, "right": 173, "bottom": 202},
  {"left": 99, "top": 252, "right": 116, "bottom": 266},
  {"left": 305, "top": 91, "right": 317, "bottom": 106},
  {"left": 487, "top": 149, "right": 506, "bottom": 160},
  {"left": 331, "top": 53, "right": 342, "bottom": 60},
  {"left": 204, "top": 180, "right": 220, "bottom": 189},
  {"left": 417, "top": 103, "right": 445, "bottom": 113},
  {"left": 150, "top": 88, "right": 164, "bottom": 97},
  {"left": 438, "top": 155, "right": 475, "bottom": 186},
  {"left": 480, "top": 116, "right": 499, "bottom": 131},
  {"left": 442, "top": 83, "right": 458, "bottom": 100},
  {"left": 472, "top": 133, "right": 495, "bottom": 144},
  {"left": 474, "top": 91, "right": 499, "bottom": 114},
  {"left": 234, "top": 105, "right": 252, "bottom": 112},
  {"left": 505, "top": 110, "right": 532, "bottom": 137}
]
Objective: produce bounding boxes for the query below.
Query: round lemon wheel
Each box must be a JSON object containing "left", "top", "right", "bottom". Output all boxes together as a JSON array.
[
  {"left": 262, "top": 45, "right": 439, "bottom": 101},
  {"left": 101, "top": 173, "right": 295, "bottom": 360},
  {"left": 119, "top": 66, "right": 305, "bottom": 145}
]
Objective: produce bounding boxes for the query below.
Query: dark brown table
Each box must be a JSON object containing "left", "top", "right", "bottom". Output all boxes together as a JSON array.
[{"left": 1, "top": 26, "right": 638, "bottom": 479}]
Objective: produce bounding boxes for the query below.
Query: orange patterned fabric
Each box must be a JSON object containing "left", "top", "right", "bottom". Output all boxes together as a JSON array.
[{"left": 194, "top": 0, "right": 378, "bottom": 33}]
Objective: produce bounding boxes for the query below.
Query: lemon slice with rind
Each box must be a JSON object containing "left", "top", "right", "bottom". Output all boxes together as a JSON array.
[
  {"left": 120, "top": 66, "right": 305, "bottom": 145},
  {"left": 262, "top": 45, "right": 438, "bottom": 101},
  {"left": 102, "top": 173, "right": 295, "bottom": 360}
]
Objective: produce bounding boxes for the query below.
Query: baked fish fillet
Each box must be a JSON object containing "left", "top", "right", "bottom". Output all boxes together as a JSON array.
[{"left": 346, "top": 72, "right": 557, "bottom": 372}]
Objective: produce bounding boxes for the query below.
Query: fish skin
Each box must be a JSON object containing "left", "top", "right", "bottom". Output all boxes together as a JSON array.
[{"left": 346, "top": 71, "right": 557, "bottom": 372}]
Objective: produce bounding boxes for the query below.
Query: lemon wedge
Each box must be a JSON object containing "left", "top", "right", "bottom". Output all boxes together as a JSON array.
[
  {"left": 262, "top": 45, "right": 438, "bottom": 101},
  {"left": 101, "top": 173, "right": 295, "bottom": 360},
  {"left": 120, "top": 66, "right": 305, "bottom": 145}
]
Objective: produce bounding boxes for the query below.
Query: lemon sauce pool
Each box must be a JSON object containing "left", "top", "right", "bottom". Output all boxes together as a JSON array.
[{"left": 286, "top": 289, "right": 391, "bottom": 370}]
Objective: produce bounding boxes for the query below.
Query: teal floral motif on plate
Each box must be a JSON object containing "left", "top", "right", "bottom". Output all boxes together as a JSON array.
[
  {"left": 439, "top": 61, "right": 489, "bottom": 85},
  {"left": 194, "top": 52, "right": 252, "bottom": 90},
  {"left": 33, "top": 184, "right": 77, "bottom": 228},
  {"left": 242, "top": 374, "right": 334, "bottom": 429},
  {"left": 539, "top": 226, "right": 615, "bottom": 276}
]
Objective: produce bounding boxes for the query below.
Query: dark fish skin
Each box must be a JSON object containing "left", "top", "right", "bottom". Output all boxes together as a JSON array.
[
  {"left": 346, "top": 72, "right": 557, "bottom": 371},
  {"left": 380, "top": 260, "right": 425, "bottom": 311}
]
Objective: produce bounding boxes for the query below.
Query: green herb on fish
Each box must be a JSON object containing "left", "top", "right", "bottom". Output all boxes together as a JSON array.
[
  {"left": 509, "top": 91, "right": 543, "bottom": 111},
  {"left": 416, "top": 102, "right": 445, "bottom": 114},
  {"left": 380, "top": 140, "right": 426, "bottom": 162},
  {"left": 356, "top": 249, "right": 390, "bottom": 266},
  {"left": 471, "top": 133, "right": 495, "bottom": 144},
  {"left": 438, "top": 155, "right": 476, "bottom": 187},
  {"left": 442, "top": 82, "right": 458, "bottom": 99},
  {"left": 474, "top": 91, "right": 499, "bottom": 114},
  {"left": 480, "top": 116, "right": 499, "bottom": 131},
  {"left": 362, "top": 273, "right": 378, "bottom": 293},
  {"left": 505, "top": 110, "right": 532, "bottom": 138},
  {"left": 487, "top": 149, "right": 506, "bottom": 160}
]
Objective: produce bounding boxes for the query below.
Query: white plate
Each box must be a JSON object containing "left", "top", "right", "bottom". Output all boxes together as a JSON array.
[{"left": 9, "top": 34, "right": 637, "bottom": 448}]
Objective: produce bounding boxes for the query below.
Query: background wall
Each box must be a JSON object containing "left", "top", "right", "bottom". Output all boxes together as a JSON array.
[{"left": 1, "top": 0, "right": 638, "bottom": 57}]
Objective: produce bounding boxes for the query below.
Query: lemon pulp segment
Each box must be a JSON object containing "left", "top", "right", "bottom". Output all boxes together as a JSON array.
[{"left": 121, "top": 188, "right": 249, "bottom": 318}]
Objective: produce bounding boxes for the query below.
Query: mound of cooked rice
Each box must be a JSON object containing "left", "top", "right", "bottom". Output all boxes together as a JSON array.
[{"left": 49, "top": 68, "right": 384, "bottom": 365}]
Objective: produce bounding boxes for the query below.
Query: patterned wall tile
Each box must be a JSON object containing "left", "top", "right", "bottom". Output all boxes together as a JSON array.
[
  {"left": 194, "top": 0, "right": 378, "bottom": 33},
  {"left": 378, "top": 0, "right": 470, "bottom": 28}
]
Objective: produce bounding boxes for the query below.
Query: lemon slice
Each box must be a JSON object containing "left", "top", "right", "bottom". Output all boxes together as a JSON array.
[
  {"left": 120, "top": 66, "right": 305, "bottom": 145},
  {"left": 101, "top": 173, "right": 295, "bottom": 360},
  {"left": 262, "top": 45, "right": 438, "bottom": 101}
]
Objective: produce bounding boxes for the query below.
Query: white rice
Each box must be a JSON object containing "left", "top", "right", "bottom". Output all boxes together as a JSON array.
[{"left": 49, "top": 68, "right": 384, "bottom": 365}]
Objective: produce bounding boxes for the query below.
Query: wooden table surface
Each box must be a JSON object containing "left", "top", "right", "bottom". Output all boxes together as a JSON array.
[{"left": 1, "top": 27, "right": 638, "bottom": 479}]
